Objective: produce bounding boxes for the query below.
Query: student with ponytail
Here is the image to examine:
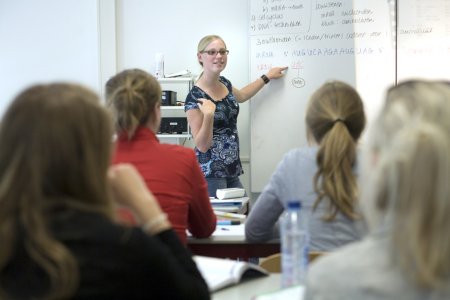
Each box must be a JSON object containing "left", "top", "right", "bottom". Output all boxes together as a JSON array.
[
  {"left": 304, "top": 80, "right": 450, "bottom": 300},
  {"left": 106, "top": 69, "right": 216, "bottom": 244},
  {"left": 246, "top": 80, "right": 367, "bottom": 251}
]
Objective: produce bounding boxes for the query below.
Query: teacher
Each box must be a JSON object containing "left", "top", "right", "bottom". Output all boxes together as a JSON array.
[{"left": 185, "top": 34, "right": 287, "bottom": 197}]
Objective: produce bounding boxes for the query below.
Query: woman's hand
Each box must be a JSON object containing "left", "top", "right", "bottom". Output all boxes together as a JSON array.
[
  {"left": 196, "top": 98, "right": 216, "bottom": 116},
  {"left": 108, "top": 163, "right": 154, "bottom": 208},
  {"left": 266, "top": 66, "right": 288, "bottom": 80}
]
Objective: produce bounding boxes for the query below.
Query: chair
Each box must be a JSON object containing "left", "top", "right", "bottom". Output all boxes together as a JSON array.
[
  {"left": 309, "top": 251, "right": 325, "bottom": 263},
  {"left": 259, "top": 253, "right": 281, "bottom": 273},
  {"left": 259, "top": 251, "right": 326, "bottom": 273}
]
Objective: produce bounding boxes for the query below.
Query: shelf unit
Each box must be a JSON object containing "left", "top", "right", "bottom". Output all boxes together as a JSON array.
[{"left": 157, "top": 77, "right": 193, "bottom": 144}]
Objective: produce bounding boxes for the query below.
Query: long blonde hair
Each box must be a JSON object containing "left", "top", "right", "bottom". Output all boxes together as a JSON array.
[
  {"left": 0, "top": 83, "right": 114, "bottom": 299},
  {"left": 306, "top": 81, "right": 366, "bottom": 221},
  {"left": 362, "top": 80, "right": 450, "bottom": 289}
]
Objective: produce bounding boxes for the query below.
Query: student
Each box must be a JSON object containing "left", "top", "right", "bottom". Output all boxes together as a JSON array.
[
  {"left": 0, "top": 83, "right": 210, "bottom": 299},
  {"left": 106, "top": 69, "right": 216, "bottom": 244},
  {"left": 185, "top": 34, "right": 288, "bottom": 197},
  {"left": 304, "top": 80, "right": 450, "bottom": 299},
  {"left": 245, "top": 81, "right": 367, "bottom": 251}
]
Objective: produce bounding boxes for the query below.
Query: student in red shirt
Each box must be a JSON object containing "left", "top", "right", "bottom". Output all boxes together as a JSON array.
[{"left": 106, "top": 69, "right": 216, "bottom": 244}]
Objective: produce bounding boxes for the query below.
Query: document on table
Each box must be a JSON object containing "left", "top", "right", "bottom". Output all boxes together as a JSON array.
[{"left": 214, "top": 223, "right": 245, "bottom": 236}]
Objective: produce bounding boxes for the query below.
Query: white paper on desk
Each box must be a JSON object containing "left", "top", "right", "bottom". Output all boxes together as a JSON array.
[
  {"left": 212, "top": 206, "right": 240, "bottom": 213},
  {"left": 210, "top": 197, "right": 249, "bottom": 204},
  {"left": 253, "top": 285, "right": 305, "bottom": 300},
  {"left": 214, "top": 224, "right": 245, "bottom": 236}
]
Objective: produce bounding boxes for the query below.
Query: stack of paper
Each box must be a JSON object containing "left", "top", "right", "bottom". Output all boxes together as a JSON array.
[
  {"left": 210, "top": 197, "right": 249, "bottom": 213},
  {"left": 216, "top": 188, "right": 246, "bottom": 200}
]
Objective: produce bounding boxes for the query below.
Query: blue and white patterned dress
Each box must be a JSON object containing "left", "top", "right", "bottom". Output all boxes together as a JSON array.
[{"left": 184, "top": 76, "right": 243, "bottom": 178}]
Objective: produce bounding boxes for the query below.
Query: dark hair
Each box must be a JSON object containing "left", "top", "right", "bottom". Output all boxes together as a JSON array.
[{"left": 306, "top": 80, "right": 366, "bottom": 221}]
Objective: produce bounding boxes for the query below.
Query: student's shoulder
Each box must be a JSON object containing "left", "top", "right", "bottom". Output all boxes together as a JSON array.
[
  {"left": 282, "top": 147, "right": 318, "bottom": 164},
  {"left": 305, "top": 236, "right": 391, "bottom": 299},
  {"left": 308, "top": 236, "right": 381, "bottom": 282}
]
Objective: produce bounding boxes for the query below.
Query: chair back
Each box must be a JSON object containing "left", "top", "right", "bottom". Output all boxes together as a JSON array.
[{"left": 259, "top": 251, "right": 326, "bottom": 273}]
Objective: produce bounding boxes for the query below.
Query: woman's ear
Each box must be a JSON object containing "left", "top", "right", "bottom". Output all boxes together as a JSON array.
[
  {"left": 197, "top": 52, "right": 203, "bottom": 66},
  {"left": 149, "top": 102, "right": 161, "bottom": 133}
]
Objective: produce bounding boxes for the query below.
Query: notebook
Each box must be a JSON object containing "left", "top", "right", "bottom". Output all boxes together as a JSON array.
[{"left": 193, "top": 255, "right": 269, "bottom": 292}]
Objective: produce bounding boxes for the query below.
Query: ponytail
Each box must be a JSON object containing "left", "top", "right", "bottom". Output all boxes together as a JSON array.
[
  {"left": 105, "top": 69, "right": 162, "bottom": 140},
  {"left": 313, "top": 121, "right": 359, "bottom": 220},
  {"left": 306, "top": 81, "right": 366, "bottom": 221}
]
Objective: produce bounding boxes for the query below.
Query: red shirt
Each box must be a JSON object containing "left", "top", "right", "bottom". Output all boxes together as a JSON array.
[{"left": 113, "top": 127, "right": 216, "bottom": 244}]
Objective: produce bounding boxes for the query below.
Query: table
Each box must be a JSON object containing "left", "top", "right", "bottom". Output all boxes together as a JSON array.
[
  {"left": 212, "top": 274, "right": 305, "bottom": 300},
  {"left": 187, "top": 224, "right": 280, "bottom": 260},
  {"left": 212, "top": 273, "right": 281, "bottom": 300}
]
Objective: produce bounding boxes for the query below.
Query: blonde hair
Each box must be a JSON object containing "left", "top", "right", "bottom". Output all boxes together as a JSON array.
[
  {"left": 105, "top": 68, "right": 162, "bottom": 139},
  {"left": 0, "top": 83, "right": 114, "bottom": 299},
  {"left": 306, "top": 81, "right": 366, "bottom": 221},
  {"left": 362, "top": 80, "right": 450, "bottom": 289},
  {"left": 196, "top": 35, "right": 226, "bottom": 81}
]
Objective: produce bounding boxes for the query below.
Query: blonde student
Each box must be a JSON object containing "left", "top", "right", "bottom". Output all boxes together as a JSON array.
[
  {"left": 305, "top": 80, "right": 450, "bottom": 300},
  {"left": 245, "top": 80, "right": 367, "bottom": 251}
]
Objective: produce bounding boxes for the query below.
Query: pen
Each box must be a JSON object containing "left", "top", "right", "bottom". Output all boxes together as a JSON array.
[{"left": 217, "top": 220, "right": 241, "bottom": 226}]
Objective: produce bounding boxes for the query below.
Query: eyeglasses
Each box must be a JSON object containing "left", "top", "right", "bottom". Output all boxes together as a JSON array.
[{"left": 200, "top": 49, "right": 230, "bottom": 56}]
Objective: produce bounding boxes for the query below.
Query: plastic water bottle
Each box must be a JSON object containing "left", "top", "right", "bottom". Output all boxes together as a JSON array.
[
  {"left": 155, "top": 53, "right": 165, "bottom": 78},
  {"left": 280, "top": 200, "right": 309, "bottom": 288}
]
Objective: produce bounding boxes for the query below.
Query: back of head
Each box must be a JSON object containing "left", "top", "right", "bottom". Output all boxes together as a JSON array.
[
  {"left": 105, "top": 68, "right": 162, "bottom": 139},
  {"left": 306, "top": 80, "right": 366, "bottom": 221},
  {"left": 363, "top": 80, "right": 450, "bottom": 289},
  {"left": 0, "top": 83, "right": 113, "bottom": 299}
]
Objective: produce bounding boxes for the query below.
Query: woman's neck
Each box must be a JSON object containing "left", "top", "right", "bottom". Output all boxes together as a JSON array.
[{"left": 198, "top": 71, "right": 221, "bottom": 87}]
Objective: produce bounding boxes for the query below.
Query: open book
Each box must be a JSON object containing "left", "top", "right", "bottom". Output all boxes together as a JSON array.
[{"left": 193, "top": 255, "right": 269, "bottom": 292}]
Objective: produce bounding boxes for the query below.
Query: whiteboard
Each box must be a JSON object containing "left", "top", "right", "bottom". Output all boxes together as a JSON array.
[
  {"left": 249, "top": 0, "right": 395, "bottom": 192},
  {"left": 397, "top": 0, "right": 450, "bottom": 81}
]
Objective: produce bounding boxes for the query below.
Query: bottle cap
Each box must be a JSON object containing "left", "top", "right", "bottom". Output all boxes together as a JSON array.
[{"left": 287, "top": 200, "right": 301, "bottom": 209}]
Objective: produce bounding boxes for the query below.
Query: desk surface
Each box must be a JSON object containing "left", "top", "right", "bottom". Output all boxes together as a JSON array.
[
  {"left": 188, "top": 224, "right": 280, "bottom": 260},
  {"left": 212, "top": 274, "right": 282, "bottom": 300},
  {"left": 212, "top": 274, "right": 305, "bottom": 300},
  {"left": 188, "top": 224, "right": 247, "bottom": 243}
]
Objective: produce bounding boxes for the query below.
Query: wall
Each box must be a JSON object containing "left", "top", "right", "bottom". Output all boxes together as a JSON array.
[{"left": 0, "top": 0, "right": 100, "bottom": 117}]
